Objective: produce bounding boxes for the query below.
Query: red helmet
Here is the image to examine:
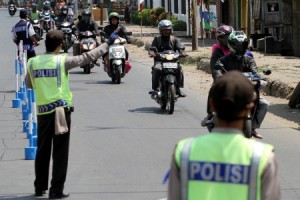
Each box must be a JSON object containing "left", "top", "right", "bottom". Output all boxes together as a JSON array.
[{"left": 216, "top": 25, "right": 233, "bottom": 48}]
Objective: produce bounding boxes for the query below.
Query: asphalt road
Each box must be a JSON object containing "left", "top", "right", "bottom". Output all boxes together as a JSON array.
[{"left": 0, "top": 8, "right": 300, "bottom": 200}]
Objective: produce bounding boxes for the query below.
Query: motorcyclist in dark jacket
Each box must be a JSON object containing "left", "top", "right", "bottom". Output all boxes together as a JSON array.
[
  {"left": 148, "top": 19, "right": 186, "bottom": 97},
  {"left": 76, "top": 9, "right": 99, "bottom": 35},
  {"left": 213, "top": 31, "right": 269, "bottom": 139},
  {"left": 202, "top": 25, "right": 233, "bottom": 126},
  {"left": 56, "top": 5, "right": 74, "bottom": 25},
  {"left": 74, "top": 9, "right": 100, "bottom": 65},
  {"left": 102, "top": 12, "right": 131, "bottom": 60}
]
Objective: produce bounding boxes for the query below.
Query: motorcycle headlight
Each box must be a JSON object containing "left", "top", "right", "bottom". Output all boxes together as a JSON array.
[
  {"left": 81, "top": 44, "right": 88, "bottom": 50},
  {"left": 165, "top": 54, "right": 174, "bottom": 61}
]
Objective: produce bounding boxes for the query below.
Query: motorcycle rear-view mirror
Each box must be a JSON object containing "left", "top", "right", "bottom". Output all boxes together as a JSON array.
[
  {"left": 124, "top": 31, "right": 132, "bottom": 36},
  {"left": 263, "top": 68, "right": 272, "bottom": 75},
  {"left": 149, "top": 47, "right": 158, "bottom": 52}
]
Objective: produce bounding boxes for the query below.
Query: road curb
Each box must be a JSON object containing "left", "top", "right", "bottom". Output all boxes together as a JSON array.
[{"left": 130, "top": 35, "right": 293, "bottom": 99}]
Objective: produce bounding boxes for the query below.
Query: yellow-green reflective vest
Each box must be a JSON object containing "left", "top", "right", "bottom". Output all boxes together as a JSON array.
[
  {"left": 175, "top": 133, "right": 273, "bottom": 200},
  {"left": 27, "top": 53, "right": 72, "bottom": 115}
]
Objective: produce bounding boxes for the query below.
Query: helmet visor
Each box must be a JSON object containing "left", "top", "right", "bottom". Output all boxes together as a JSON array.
[{"left": 229, "top": 41, "right": 249, "bottom": 55}]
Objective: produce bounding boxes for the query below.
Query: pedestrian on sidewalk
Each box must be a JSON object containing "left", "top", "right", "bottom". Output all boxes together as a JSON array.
[
  {"left": 168, "top": 71, "right": 280, "bottom": 200},
  {"left": 25, "top": 30, "right": 118, "bottom": 199}
]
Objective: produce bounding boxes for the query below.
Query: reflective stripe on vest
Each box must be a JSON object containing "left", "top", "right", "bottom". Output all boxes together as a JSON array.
[
  {"left": 180, "top": 138, "right": 265, "bottom": 200},
  {"left": 28, "top": 54, "right": 72, "bottom": 114}
]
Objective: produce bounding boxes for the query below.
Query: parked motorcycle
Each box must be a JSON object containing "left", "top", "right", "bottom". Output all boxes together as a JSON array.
[
  {"left": 57, "top": 21, "right": 75, "bottom": 53},
  {"left": 8, "top": 4, "right": 16, "bottom": 16},
  {"left": 101, "top": 31, "right": 132, "bottom": 84},
  {"left": 31, "top": 19, "right": 43, "bottom": 41},
  {"left": 204, "top": 70, "right": 271, "bottom": 138},
  {"left": 148, "top": 47, "right": 186, "bottom": 114},
  {"left": 78, "top": 31, "right": 97, "bottom": 74}
]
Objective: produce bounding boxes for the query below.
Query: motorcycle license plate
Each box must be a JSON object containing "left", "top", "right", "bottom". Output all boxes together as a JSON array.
[
  {"left": 61, "top": 28, "right": 71, "bottom": 32},
  {"left": 163, "top": 63, "right": 177, "bottom": 68}
]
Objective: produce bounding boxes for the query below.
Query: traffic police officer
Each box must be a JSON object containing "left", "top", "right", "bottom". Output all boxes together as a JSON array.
[
  {"left": 25, "top": 30, "right": 118, "bottom": 199},
  {"left": 168, "top": 71, "right": 281, "bottom": 200},
  {"left": 12, "top": 9, "right": 39, "bottom": 60}
]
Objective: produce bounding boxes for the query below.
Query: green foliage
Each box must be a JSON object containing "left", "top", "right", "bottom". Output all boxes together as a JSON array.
[
  {"left": 172, "top": 19, "right": 187, "bottom": 31},
  {"left": 155, "top": 7, "right": 165, "bottom": 17},
  {"left": 131, "top": 9, "right": 152, "bottom": 26}
]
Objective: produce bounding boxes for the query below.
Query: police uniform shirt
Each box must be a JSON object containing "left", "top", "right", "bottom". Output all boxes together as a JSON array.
[
  {"left": 11, "top": 19, "right": 35, "bottom": 41},
  {"left": 167, "top": 129, "right": 281, "bottom": 200}
]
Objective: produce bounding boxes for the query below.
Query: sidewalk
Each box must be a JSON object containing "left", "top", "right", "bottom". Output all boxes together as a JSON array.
[{"left": 116, "top": 23, "right": 300, "bottom": 100}]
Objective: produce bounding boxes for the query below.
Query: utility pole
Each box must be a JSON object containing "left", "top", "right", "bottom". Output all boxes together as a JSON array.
[
  {"left": 100, "top": 0, "right": 103, "bottom": 25},
  {"left": 192, "top": 0, "right": 199, "bottom": 51}
]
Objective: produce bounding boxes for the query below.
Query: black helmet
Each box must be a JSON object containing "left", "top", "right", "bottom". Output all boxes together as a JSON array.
[
  {"left": 227, "top": 31, "right": 249, "bottom": 56},
  {"left": 216, "top": 25, "right": 233, "bottom": 48},
  {"left": 31, "top": 3, "right": 37, "bottom": 12},
  {"left": 82, "top": 9, "right": 91, "bottom": 23},
  {"left": 60, "top": 5, "right": 68, "bottom": 15}
]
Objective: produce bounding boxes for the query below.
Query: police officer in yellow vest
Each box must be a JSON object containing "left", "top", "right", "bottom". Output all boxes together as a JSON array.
[
  {"left": 168, "top": 71, "right": 280, "bottom": 200},
  {"left": 25, "top": 30, "right": 118, "bottom": 199}
]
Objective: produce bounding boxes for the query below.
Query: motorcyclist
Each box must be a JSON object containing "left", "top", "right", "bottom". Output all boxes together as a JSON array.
[
  {"left": 56, "top": 5, "right": 74, "bottom": 25},
  {"left": 213, "top": 31, "right": 269, "bottom": 139},
  {"left": 55, "top": 0, "right": 65, "bottom": 16},
  {"left": 74, "top": 9, "right": 100, "bottom": 65},
  {"left": 102, "top": 12, "right": 131, "bottom": 60},
  {"left": 8, "top": 0, "right": 17, "bottom": 13},
  {"left": 29, "top": 3, "right": 40, "bottom": 21},
  {"left": 148, "top": 19, "right": 186, "bottom": 98},
  {"left": 40, "top": 0, "right": 55, "bottom": 31},
  {"left": 201, "top": 25, "right": 233, "bottom": 127}
]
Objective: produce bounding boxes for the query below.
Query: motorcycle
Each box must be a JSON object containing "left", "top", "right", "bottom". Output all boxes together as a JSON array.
[
  {"left": 40, "top": 10, "right": 54, "bottom": 33},
  {"left": 8, "top": 4, "right": 16, "bottom": 16},
  {"left": 31, "top": 19, "right": 43, "bottom": 41},
  {"left": 78, "top": 31, "right": 97, "bottom": 74},
  {"left": 148, "top": 47, "right": 186, "bottom": 114},
  {"left": 101, "top": 31, "right": 132, "bottom": 84},
  {"left": 57, "top": 21, "right": 75, "bottom": 53},
  {"left": 204, "top": 70, "right": 271, "bottom": 138}
]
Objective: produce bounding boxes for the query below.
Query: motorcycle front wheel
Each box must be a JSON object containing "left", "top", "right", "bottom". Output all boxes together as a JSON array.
[
  {"left": 243, "top": 118, "right": 252, "bottom": 138},
  {"left": 63, "top": 38, "right": 68, "bottom": 53},
  {"left": 166, "top": 84, "right": 176, "bottom": 114}
]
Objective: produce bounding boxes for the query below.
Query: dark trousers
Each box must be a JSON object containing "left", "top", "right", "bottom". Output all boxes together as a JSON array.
[
  {"left": 17, "top": 50, "right": 36, "bottom": 61},
  {"left": 34, "top": 110, "right": 71, "bottom": 194},
  {"left": 151, "top": 63, "right": 184, "bottom": 90}
]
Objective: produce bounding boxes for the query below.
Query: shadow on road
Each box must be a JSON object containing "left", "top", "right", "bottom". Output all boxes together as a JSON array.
[
  {"left": 0, "top": 194, "right": 40, "bottom": 200},
  {"left": 268, "top": 103, "right": 300, "bottom": 129},
  {"left": 129, "top": 106, "right": 170, "bottom": 114}
]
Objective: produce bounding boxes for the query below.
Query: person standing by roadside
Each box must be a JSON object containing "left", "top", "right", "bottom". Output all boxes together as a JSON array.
[
  {"left": 168, "top": 71, "right": 280, "bottom": 200},
  {"left": 25, "top": 30, "right": 118, "bottom": 199},
  {"left": 12, "top": 9, "right": 39, "bottom": 60}
]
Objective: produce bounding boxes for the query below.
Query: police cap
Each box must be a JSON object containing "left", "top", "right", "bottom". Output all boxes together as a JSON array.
[
  {"left": 19, "top": 9, "right": 28, "bottom": 18},
  {"left": 209, "top": 71, "right": 255, "bottom": 121}
]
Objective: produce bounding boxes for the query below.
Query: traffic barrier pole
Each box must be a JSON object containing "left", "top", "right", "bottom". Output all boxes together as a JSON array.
[
  {"left": 24, "top": 89, "right": 37, "bottom": 160},
  {"left": 12, "top": 50, "right": 21, "bottom": 108}
]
